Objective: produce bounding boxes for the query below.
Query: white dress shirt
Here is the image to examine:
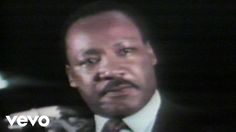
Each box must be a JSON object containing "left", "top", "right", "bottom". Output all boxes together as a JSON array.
[{"left": 95, "top": 90, "right": 161, "bottom": 132}]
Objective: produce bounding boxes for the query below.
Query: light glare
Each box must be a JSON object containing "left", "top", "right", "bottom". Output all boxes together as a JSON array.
[{"left": 0, "top": 74, "right": 9, "bottom": 89}]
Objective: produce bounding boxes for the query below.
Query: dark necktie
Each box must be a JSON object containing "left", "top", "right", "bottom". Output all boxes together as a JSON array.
[{"left": 102, "top": 118, "right": 131, "bottom": 132}]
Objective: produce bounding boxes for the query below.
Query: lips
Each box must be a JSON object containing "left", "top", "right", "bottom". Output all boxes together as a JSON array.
[{"left": 106, "top": 83, "right": 133, "bottom": 92}]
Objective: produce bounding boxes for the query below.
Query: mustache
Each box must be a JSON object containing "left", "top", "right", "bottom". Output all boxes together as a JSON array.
[{"left": 99, "top": 79, "right": 138, "bottom": 96}]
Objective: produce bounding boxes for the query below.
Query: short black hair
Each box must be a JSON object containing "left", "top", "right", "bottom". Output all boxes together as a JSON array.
[{"left": 61, "top": 1, "right": 150, "bottom": 64}]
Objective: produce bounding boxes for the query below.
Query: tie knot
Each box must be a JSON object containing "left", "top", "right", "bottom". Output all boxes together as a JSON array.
[{"left": 102, "top": 118, "right": 130, "bottom": 132}]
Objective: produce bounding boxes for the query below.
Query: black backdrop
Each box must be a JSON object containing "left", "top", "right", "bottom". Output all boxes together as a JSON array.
[{"left": 0, "top": 0, "right": 235, "bottom": 129}]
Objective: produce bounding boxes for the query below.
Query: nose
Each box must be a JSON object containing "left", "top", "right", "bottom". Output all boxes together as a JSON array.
[{"left": 97, "top": 58, "right": 126, "bottom": 80}]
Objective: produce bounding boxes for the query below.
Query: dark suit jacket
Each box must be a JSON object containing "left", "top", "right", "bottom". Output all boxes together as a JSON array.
[
  {"left": 152, "top": 98, "right": 205, "bottom": 132},
  {"left": 152, "top": 98, "right": 235, "bottom": 132},
  {"left": 54, "top": 98, "right": 219, "bottom": 132},
  {"left": 76, "top": 97, "right": 234, "bottom": 132},
  {"left": 80, "top": 98, "right": 207, "bottom": 132}
]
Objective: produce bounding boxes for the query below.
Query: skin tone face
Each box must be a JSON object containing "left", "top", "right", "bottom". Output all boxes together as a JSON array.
[{"left": 65, "top": 11, "right": 158, "bottom": 118}]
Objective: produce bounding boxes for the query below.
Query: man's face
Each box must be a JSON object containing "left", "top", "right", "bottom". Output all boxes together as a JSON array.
[{"left": 66, "top": 11, "right": 157, "bottom": 117}]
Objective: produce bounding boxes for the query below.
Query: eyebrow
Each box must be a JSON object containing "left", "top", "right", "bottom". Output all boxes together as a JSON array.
[
  {"left": 119, "top": 37, "right": 137, "bottom": 41},
  {"left": 114, "top": 37, "right": 137, "bottom": 47},
  {"left": 81, "top": 48, "right": 100, "bottom": 56}
]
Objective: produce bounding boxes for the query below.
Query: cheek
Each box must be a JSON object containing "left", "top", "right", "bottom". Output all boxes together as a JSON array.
[
  {"left": 73, "top": 72, "right": 100, "bottom": 109},
  {"left": 139, "top": 56, "right": 155, "bottom": 83},
  {"left": 142, "top": 56, "right": 156, "bottom": 79},
  {"left": 73, "top": 71, "right": 95, "bottom": 94},
  {"left": 73, "top": 67, "right": 95, "bottom": 84},
  {"left": 127, "top": 56, "right": 154, "bottom": 84}
]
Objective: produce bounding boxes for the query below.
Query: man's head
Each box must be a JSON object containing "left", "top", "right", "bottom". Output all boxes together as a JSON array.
[{"left": 64, "top": 2, "right": 158, "bottom": 118}]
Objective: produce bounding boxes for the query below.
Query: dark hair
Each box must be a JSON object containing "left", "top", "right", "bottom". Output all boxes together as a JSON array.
[{"left": 61, "top": 1, "right": 150, "bottom": 64}]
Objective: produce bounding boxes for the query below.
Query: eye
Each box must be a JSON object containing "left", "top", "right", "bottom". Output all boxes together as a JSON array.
[
  {"left": 119, "top": 47, "right": 135, "bottom": 56},
  {"left": 79, "top": 57, "right": 100, "bottom": 67}
]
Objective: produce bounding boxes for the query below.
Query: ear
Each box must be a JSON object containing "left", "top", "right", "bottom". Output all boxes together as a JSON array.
[
  {"left": 145, "top": 42, "right": 158, "bottom": 65},
  {"left": 65, "top": 65, "right": 78, "bottom": 88}
]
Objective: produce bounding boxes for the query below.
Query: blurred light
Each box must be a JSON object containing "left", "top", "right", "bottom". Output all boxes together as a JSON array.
[{"left": 0, "top": 74, "right": 9, "bottom": 89}]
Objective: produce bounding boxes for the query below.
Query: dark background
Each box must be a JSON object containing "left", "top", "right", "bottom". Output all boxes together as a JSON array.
[{"left": 0, "top": 0, "right": 235, "bottom": 129}]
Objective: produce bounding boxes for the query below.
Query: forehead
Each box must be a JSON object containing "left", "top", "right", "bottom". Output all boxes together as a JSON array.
[
  {"left": 65, "top": 11, "right": 143, "bottom": 55},
  {"left": 67, "top": 11, "right": 138, "bottom": 34}
]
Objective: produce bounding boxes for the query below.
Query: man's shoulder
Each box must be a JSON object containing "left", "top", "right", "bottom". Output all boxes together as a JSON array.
[{"left": 153, "top": 98, "right": 235, "bottom": 132}]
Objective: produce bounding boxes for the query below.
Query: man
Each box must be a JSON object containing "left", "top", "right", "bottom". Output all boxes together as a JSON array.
[
  {"left": 61, "top": 1, "right": 204, "bottom": 132},
  {"left": 64, "top": 1, "right": 160, "bottom": 132}
]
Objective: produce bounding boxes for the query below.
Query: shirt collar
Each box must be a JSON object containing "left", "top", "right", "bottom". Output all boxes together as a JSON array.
[
  {"left": 94, "top": 114, "right": 109, "bottom": 132},
  {"left": 123, "top": 90, "right": 161, "bottom": 132},
  {"left": 94, "top": 90, "right": 161, "bottom": 132}
]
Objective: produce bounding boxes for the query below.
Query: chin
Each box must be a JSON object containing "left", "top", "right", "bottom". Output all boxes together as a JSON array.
[
  {"left": 97, "top": 103, "right": 142, "bottom": 118},
  {"left": 100, "top": 109, "right": 132, "bottom": 118}
]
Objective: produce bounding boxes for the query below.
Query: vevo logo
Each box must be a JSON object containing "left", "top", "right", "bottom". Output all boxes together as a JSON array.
[{"left": 6, "top": 115, "right": 50, "bottom": 127}]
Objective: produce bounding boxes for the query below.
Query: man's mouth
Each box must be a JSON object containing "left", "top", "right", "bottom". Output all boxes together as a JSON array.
[
  {"left": 99, "top": 79, "right": 138, "bottom": 96},
  {"left": 106, "top": 84, "right": 133, "bottom": 92}
]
